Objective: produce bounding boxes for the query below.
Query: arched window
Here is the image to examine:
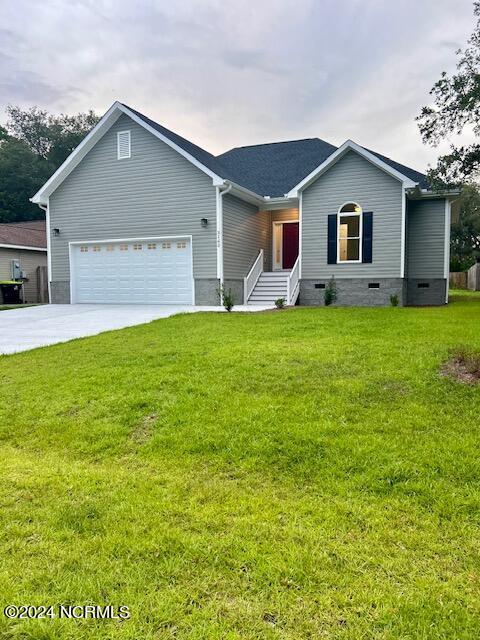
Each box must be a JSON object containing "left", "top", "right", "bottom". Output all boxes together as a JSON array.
[{"left": 338, "top": 202, "right": 362, "bottom": 262}]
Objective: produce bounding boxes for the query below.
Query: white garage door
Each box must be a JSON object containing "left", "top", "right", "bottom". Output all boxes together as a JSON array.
[{"left": 71, "top": 237, "right": 193, "bottom": 304}]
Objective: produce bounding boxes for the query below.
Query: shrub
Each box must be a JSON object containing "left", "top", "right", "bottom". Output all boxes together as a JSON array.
[
  {"left": 390, "top": 294, "right": 399, "bottom": 307},
  {"left": 324, "top": 277, "right": 337, "bottom": 306},
  {"left": 217, "top": 284, "right": 235, "bottom": 312},
  {"left": 275, "top": 297, "right": 285, "bottom": 309}
]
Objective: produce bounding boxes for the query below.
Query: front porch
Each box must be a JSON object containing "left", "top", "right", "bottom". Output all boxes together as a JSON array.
[{"left": 245, "top": 208, "right": 300, "bottom": 305}]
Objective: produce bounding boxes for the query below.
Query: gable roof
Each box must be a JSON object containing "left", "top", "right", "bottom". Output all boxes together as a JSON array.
[
  {"left": 218, "top": 139, "right": 428, "bottom": 197},
  {"left": 0, "top": 219, "right": 46, "bottom": 249},
  {"left": 32, "top": 101, "right": 429, "bottom": 205},
  {"left": 285, "top": 140, "right": 419, "bottom": 197},
  {"left": 216, "top": 138, "right": 338, "bottom": 197},
  {"left": 366, "top": 148, "right": 429, "bottom": 190},
  {"left": 122, "top": 104, "right": 235, "bottom": 183},
  {"left": 31, "top": 102, "right": 227, "bottom": 205}
]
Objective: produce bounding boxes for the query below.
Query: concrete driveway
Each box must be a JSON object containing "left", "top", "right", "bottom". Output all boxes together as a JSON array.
[{"left": 0, "top": 303, "right": 271, "bottom": 355}]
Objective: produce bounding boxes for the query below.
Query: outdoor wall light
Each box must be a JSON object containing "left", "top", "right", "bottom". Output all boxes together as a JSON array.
[
  {"left": 53, "top": 228, "right": 60, "bottom": 235},
  {"left": 200, "top": 218, "right": 208, "bottom": 227}
]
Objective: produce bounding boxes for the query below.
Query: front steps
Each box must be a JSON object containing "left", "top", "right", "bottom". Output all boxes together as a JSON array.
[{"left": 248, "top": 271, "right": 290, "bottom": 305}]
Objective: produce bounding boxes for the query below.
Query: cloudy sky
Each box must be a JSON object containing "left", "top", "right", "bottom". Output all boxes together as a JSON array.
[{"left": 1, "top": 0, "right": 475, "bottom": 173}]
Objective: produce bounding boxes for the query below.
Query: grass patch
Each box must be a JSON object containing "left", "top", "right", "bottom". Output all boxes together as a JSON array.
[
  {"left": 129, "top": 413, "right": 157, "bottom": 445},
  {"left": 442, "top": 345, "right": 480, "bottom": 384},
  {"left": 0, "top": 304, "right": 37, "bottom": 311},
  {"left": 0, "top": 293, "right": 479, "bottom": 638}
]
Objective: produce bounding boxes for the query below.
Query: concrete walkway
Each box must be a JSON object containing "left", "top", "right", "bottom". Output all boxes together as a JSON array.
[{"left": 0, "top": 304, "right": 271, "bottom": 355}]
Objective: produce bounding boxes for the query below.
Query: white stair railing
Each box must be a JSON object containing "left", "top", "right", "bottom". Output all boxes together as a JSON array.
[
  {"left": 286, "top": 256, "right": 300, "bottom": 305},
  {"left": 244, "top": 249, "right": 264, "bottom": 303}
]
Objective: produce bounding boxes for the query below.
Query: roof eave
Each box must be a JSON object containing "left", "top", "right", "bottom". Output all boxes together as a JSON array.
[
  {"left": 407, "top": 187, "right": 462, "bottom": 199},
  {"left": 31, "top": 101, "right": 226, "bottom": 205},
  {"left": 0, "top": 243, "right": 47, "bottom": 251},
  {"left": 286, "top": 140, "right": 418, "bottom": 197}
]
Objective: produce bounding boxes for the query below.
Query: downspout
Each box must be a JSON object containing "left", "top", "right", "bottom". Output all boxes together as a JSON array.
[
  {"left": 400, "top": 184, "right": 406, "bottom": 279},
  {"left": 215, "top": 183, "right": 233, "bottom": 286},
  {"left": 444, "top": 198, "right": 452, "bottom": 304},
  {"left": 38, "top": 201, "right": 51, "bottom": 303}
]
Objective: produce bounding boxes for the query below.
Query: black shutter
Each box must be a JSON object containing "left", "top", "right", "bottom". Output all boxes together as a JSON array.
[
  {"left": 327, "top": 214, "right": 337, "bottom": 264},
  {"left": 362, "top": 212, "right": 373, "bottom": 263}
]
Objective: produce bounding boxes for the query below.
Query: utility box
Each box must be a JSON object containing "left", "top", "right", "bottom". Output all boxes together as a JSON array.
[
  {"left": 10, "top": 259, "right": 21, "bottom": 280},
  {"left": 0, "top": 282, "right": 22, "bottom": 304}
]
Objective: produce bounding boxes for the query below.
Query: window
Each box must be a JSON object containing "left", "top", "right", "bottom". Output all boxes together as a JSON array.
[
  {"left": 147, "top": 243, "right": 156, "bottom": 250},
  {"left": 368, "top": 282, "right": 380, "bottom": 289},
  {"left": 177, "top": 241, "right": 187, "bottom": 249},
  {"left": 117, "top": 131, "right": 131, "bottom": 159},
  {"left": 133, "top": 243, "right": 142, "bottom": 250},
  {"left": 80, "top": 245, "right": 88, "bottom": 253},
  {"left": 119, "top": 244, "right": 128, "bottom": 251},
  {"left": 162, "top": 242, "right": 171, "bottom": 249},
  {"left": 338, "top": 202, "right": 362, "bottom": 263},
  {"left": 93, "top": 245, "right": 101, "bottom": 252}
]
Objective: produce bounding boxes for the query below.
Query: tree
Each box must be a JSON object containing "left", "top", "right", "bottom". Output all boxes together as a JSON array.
[
  {"left": 0, "top": 106, "right": 99, "bottom": 223},
  {"left": 417, "top": 1, "right": 480, "bottom": 187},
  {"left": 0, "top": 138, "right": 53, "bottom": 222},
  {"left": 6, "top": 106, "right": 99, "bottom": 167},
  {"left": 450, "top": 183, "right": 480, "bottom": 271}
]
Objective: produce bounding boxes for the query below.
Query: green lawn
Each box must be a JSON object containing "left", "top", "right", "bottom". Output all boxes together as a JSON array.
[
  {"left": 0, "top": 305, "right": 37, "bottom": 311},
  {"left": 0, "top": 293, "right": 479, "bottom": 639}
]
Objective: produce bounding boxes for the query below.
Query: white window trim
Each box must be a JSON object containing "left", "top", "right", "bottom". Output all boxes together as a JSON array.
[
  {"left": 117, "top": 130, "right": 131, "bottom": 159},
  {"left": 337, "top": 202, "right": 363, "bottom": 264}
]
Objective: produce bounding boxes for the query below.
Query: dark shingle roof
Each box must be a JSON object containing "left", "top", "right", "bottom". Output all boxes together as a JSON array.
[
  {"left": 216, "top": 138, "right": 338, "bottom": 197},
  {"left": 0, "top": 219, "right": 46, "bottom": 248},
  {"left": 218, "top": 139, "right": 429, "bottom": 196},
  {"left": 122, "top": 103, "right": 232, "bottom": 180},
  {"left": 365, "top": 148, "right": 429, "bottom": 189},
  {"left": 124, "top": 104, "right": 429, "bottom": 196}
]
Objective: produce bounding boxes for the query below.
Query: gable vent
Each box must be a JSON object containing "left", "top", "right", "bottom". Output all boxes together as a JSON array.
[{"left": 117, "top": 130, "right": 131, "bottom": 159}]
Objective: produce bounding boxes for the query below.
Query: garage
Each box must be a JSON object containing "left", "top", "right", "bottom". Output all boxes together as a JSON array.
[{"left": 70, "top": 237, "right": 193, "bottom": 304}]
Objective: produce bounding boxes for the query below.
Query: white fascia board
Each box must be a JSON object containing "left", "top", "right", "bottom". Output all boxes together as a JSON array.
[
  {"left": 417, "top": 188, "right": 461, "bottom": 198},
  {"left": 118, "top": 103, "right": 224, "bottom": 185},
  {"left": 224, "top": 182, "right": 299, "bottom": 209},
  {"left": 225, "top": 181, "right": 265, "bottom": 206},
  {"left": 259, "top": 197, "right": 299, "bottom": 211},
  {"left": 287, "top": 140, "right": 417, "bottom": 197},
  {"left": 0, "top": 243, "right": 47, "bottom": 251},
  {"left": 31, "top": 103, "right": 123, "bottom": 204},
  {"left": 31, "top": 101, "right": 226, "bottom": 205}
]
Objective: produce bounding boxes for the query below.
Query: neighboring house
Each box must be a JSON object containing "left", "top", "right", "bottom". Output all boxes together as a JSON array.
[
  {"left": 32, "top": 102, "right": 459, "bottom": 307},
  {"left": 0, "top": 220, "right": 48, "bottom": 303}
]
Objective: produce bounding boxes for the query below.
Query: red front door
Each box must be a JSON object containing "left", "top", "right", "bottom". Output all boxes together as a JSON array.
[{"left": 282, "top": 222, "right": 299, "bottom": 269}]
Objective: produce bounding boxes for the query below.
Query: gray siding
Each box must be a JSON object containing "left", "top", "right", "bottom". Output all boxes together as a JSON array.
[
  {"left": 49, "top": 114, "right": 217, "bottom": 282},
  {"left": 223, "top": 194, "right": 269, "bottom": 279},
  {"left": 406, "top": 198, "right": 446, "bottom": 279},
  {"left": 0, "top": 247, "right": 47, "bottom": 303},
  {"left": 302, "top": 150, "right": 403, "bottom": 278}
]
